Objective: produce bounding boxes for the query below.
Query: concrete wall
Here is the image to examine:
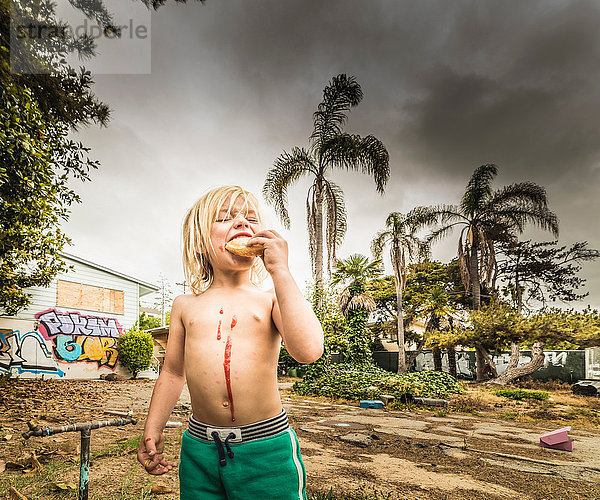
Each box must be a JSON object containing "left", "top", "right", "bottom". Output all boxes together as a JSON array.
[
  {"left": 372, "top": 349, "right": 587, "bottom": 382},
  {"left": 586, "top": 347, "right": 600, "bottom": 380}
]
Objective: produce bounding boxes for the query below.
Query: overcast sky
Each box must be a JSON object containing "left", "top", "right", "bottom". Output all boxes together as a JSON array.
[{"left": 62, "top": 0, "right": 600, "bottom": 310}]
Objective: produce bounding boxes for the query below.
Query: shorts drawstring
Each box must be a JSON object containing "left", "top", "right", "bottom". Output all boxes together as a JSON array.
[
  {"left": 211, "top": 431, "right": 236, "bottom": 466},
  {"left": 224, "top": 433, "right": 235, "bottom": 459}
]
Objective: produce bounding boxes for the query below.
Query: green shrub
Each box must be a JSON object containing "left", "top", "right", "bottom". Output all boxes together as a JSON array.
[
  {"left": 117, "top": 328, "right": 154, "bottom": 378},
  {"left": 293, "top": 363, "right": 463, "bottom": 401},
  {"left": 494, "top": 388, "right": 549, "bottom": 401}
]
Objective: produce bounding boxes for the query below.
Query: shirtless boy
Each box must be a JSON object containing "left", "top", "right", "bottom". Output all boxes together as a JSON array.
[{"left": 137, "top": 186, "right": 324, "bottom": 499}]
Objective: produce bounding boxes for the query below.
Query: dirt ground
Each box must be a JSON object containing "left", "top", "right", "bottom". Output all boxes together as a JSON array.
[{"left": 1, "top": 377, "right": 599, "bottom": 499}]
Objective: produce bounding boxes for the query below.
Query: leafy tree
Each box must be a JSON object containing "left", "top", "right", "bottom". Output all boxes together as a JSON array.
[
  {"left": 371, "top": 210, "right": 428, "bottom": 373},
  {"left": 332, "top": 254, "right": 382, "bottom": 365},
  {"left": 303, "top": 280, "right": 347, "bottom": 377},
  {"left": 117, "top": 327, "right": 154, "bottom": 379},
  {"left": 136, "top": 311, "right": 162, "bottom": 331},
  {"left": 0, "top": 0, "right": 108, "bottom": 314},
  {"left": 498, "top": 240, "right": 599, "bottom": 312},
  {"left": 490, "top": 240, "right": 599, "bottom": 384},
  {"left": 263, "top": 74, "right": 389, "bottom": 308},
  {"left": 402, "top": 261, "right": 468, "bottom": 374},
  {"left": 414, "top": 164, "right": 559, "bottom": 380}
]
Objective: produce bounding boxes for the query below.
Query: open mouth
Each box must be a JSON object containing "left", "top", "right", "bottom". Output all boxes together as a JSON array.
[{"left": 228, "top": 232, "right": 252, "bottom": 242}]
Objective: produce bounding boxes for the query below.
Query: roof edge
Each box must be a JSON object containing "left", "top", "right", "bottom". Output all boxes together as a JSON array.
[{"left": 60, "top": 252, "right": 159, "bottom": 294}]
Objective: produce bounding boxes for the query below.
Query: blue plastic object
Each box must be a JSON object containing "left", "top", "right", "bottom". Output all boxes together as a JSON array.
[{"left": 360, "top": 400, "right": 384, "bottom": 409}]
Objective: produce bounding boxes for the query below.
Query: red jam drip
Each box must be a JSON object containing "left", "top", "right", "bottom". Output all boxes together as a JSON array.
[
  {"left": 230, "top": 315, "right": 238, "bottom": 329},
  {"left": 216, "top": 307, "right": 224, "bottom": 340},
  {"left": 223, "top": 335, "right": 235, "bottom": 421}
]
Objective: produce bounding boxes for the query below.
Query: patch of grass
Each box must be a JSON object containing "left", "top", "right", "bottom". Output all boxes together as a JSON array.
[
  {"left": 308, "top": 487, "right": 394, "bottom": 499},
  {"left": 93, "top": 435, "right": 141, "bottom": 459},
  {"left": 494, "top": 388, "right": 549, "bottom": 401},
  {"left": 449, "top": 394, "right": 488, "bottom": 415},
  {"left": 500, "top": 411, "right": 519, "bottom": 420},
  {"left": 0, "top": 454, "right": 77, "bottom": 499}
]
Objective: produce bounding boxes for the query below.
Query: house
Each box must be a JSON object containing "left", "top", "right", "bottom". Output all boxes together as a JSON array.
[{"left": 0, "top": 252, "right": 158, "bottom": 379}]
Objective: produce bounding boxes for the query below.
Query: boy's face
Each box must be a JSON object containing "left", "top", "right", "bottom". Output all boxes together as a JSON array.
[{"left": 209, "top": 196, "right": 262, "bottom": 267}]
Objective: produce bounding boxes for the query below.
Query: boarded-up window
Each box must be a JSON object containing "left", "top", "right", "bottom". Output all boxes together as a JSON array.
[{"left": 57, "top": 280, "right": 125, "bottom": 315}]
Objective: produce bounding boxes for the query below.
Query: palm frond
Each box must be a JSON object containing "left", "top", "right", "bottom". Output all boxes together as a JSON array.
[
  {"left": 426, "top": 221, "right": 464, "bottom": 245},
  {"left": 481, "top": 234, "right": 496, "bottom": 289},
  {"left": 338, "top": 288, "right": 377, "bottom": 316},
  {"left": 319, "top": 133, "right": 390, "bottom": 193},
  {"left": 323, "top": 180, "right": 347, "bottom": 272},
  {"left": 332, "top": 253, "right": 382, "bottom": 287},
  {"left": 457, "top": 236, "right": 471, "bottom": 293},
  {"left": 370, "top": 229, "right": 390, "bottom": 260},
  {"left": 310, "top": 74, "right": 363, "bottom": 148},
  {"left": 486, "top": 182, "right": 549, "bottom": 212},
  {"left": 347, "top": 294, "right": 377, "bottom": 314},
  {"left": 460, "top": 164, "right": 498, "bottom": 216},
  {"left": 492, "top": 206, "right": 559, "bottom": 237},
  {"left": 420, "top": 204, "right": 465, "bottom": 226},
  {"left": 306, "top": 185, "right": 318, "bottom": 277},
  {"left": 404, "top": 206, "right": 440, "bottom": 232},
  {"left": 263, "top": 147, "right": 315, "bottom": 228}
]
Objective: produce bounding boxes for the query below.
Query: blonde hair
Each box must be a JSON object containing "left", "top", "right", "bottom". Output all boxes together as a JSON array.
[{"left": 182, "top": 185, "right": 266, "bottom": 294}]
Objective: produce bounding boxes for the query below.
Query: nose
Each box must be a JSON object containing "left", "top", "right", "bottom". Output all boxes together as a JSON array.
[{"left": 232, "top": 214, "right": 250, "bottom": 228}]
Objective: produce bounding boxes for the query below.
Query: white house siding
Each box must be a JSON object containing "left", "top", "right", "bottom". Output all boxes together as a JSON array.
[
  {"left": 0, "top": 255, "right": 156, "bottom": 380},
  {"left": 17, "top": 258, "right": 139, "bottom": 329}
]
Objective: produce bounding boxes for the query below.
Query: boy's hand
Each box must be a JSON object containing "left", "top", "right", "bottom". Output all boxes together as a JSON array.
[
  {"left": 137, "top": 432, "right": 176, "bottom": 475},
  {"left": 248, "top": 230, "right": 289, "bottom": 275}
]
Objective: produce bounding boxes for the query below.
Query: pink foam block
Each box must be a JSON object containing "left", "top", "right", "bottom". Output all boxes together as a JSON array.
[
  {"left": 540, "top": 439, "right": 574, "bottom": 452},
  {"left": 540, "top": 426, "right": 571, "bottom": 446}
]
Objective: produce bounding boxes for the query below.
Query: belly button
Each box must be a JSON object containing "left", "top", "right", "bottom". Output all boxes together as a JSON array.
[{"left": 222, "top": 401, "right": 229, "bottom": 408}]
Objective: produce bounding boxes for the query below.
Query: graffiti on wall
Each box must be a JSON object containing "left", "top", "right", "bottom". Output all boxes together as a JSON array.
[
  {"left": 35, "top": 309, "right": 124, "bottom": 370},
  {"left": 0, "top": 328, "right": 64, "bottom": 376},
  {"left": 412, "top": 349, "right": 585, "bottom": 381}
]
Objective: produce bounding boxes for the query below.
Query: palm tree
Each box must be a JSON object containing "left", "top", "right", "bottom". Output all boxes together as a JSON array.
[
  {"left": 332, "top": 254, "right": 382, "bottom": 365},
  {"left": 263, "top": 74, "right": 389, "bottom": 308},
  {"left": 371, "top": 210, "right": 429, "bottom": 373},
  {"left": 414, "top": 164, "right": 559, "bottom": 379}
]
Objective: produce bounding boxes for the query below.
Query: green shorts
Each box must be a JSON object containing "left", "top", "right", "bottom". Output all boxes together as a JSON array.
[{"left": 179, "top": 411, "right": 307, "bottom": 499}]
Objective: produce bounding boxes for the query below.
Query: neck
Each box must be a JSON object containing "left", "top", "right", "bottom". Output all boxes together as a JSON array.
[{"left": 211, "top": 268, "right": 253, "bottom": 289}]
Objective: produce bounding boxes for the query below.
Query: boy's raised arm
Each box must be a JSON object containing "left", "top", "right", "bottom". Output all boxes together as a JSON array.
[
  {"left": 249, "top": 229, "right": 324, "bottom": 364},
  {"left": 137, "top": 295, "right": 186, "bottom": 475}
]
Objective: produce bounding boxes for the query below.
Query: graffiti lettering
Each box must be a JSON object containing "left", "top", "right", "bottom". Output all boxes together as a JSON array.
[
  {"left": 55, "top": 334, "right": 82, "bottom": 362},
  {"left": 36, "top": 309, "right": 122, "bottom": 338},
  {"left": 0, "top": 329, "right": 64, "bottom": 376},
  {"left": 34, "top": 309, "right": 123, "bottom": 369},
  {"left": 410, "top": 349, "right": 584, "bottom": 381}
]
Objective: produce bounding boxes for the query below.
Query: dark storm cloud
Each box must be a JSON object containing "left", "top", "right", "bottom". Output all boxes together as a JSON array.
[
  {"left": 398, "top": 1, "right": 600, "bottom": 182},
  {"left": 72, "top": 0, "right": 598, "bottom": 306}
]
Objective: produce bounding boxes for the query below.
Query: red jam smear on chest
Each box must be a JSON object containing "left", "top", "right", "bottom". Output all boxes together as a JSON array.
[{"left": 223, "top": 335, "right": 235, "bottom": 421}]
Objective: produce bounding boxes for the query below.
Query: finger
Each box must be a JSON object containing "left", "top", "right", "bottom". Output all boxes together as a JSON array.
[
  {"left": 248, "top": 236, "right": 277, "bottom": 247},
  {"left": 144, "top": 436, "right": 157, "bottom": 456},
  {"left": 250, "top": 229, "right": 276, "bottom": 239},
  {"left": 148, "top": 464, "right": 172, "bottom": 475},
  {"left": 265, "top": 229, "right": 283, "bottom": 239},
  {"left": 159, "top": 457, "right": 177, "bottom": 467},
  {"left": 144, "top": 455, "right": 167, "bottom": 471}
]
